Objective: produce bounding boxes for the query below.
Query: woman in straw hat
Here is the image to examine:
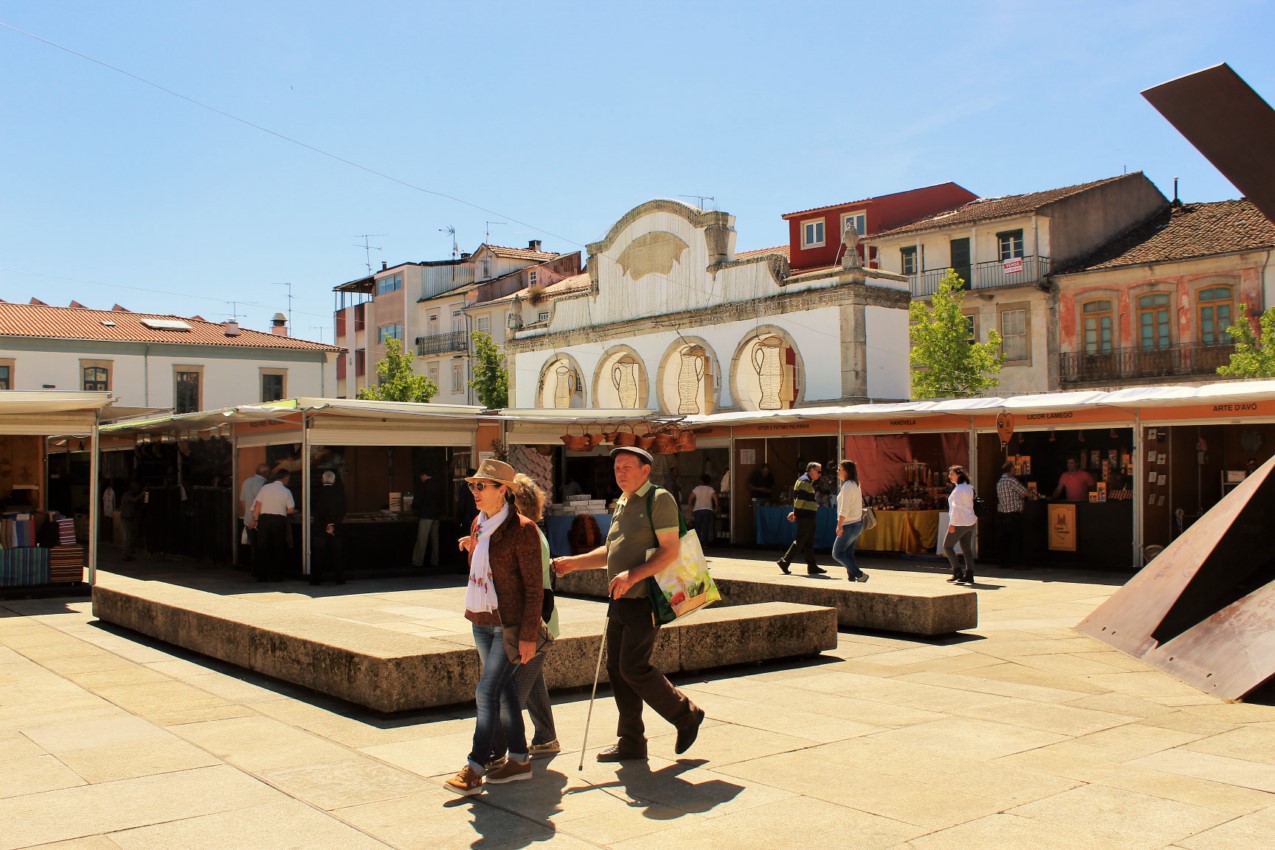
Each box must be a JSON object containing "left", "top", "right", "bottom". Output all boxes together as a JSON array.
[{"left": 445, "top": 459, "right": 545, "bottom": 796}]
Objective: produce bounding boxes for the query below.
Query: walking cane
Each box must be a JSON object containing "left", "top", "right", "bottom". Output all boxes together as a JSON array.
[{"left": 578, "top": 614, "right": 608, "bottom": 772}]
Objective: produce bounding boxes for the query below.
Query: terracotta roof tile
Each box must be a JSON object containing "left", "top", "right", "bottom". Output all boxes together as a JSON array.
[
  {"left": 1061, "top": 199, "right": 1275, "bottom": 273},
  {"left": 0, "top": 303, "right": 338, "bottom": 351},
  {"left": 481, "top": 272, "right": 591, "bottom": 306},
  {"left": 734, "top": 245, "right": 790, "bottom": 260},
  {"left": 870, "top": 174, "right": 1137, "bottom": 239},
  {"left": 485, "top": 244, "right": 560, "bottom": 261},
  {"left": 781, "top": 182, "right": 974, "bottom": 219}
]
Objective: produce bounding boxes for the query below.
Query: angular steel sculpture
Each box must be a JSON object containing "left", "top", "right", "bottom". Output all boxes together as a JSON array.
[
  {"left": 1143, "top": 63, "right": 1275, "bottom": 224},
  {"left": 1078, "top": 455, "right": 1275, "bottom": 700}
]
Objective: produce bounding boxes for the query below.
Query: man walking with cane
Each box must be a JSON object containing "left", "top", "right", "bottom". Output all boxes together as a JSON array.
[{"left": 553, "top": 446, "right": 705, "bottom": 762}]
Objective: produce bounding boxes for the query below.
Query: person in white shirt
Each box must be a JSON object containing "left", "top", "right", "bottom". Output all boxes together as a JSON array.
[
  {"left": 250, "top": 470, "right": 296, "bottom": 582},
  {"left": 239, "top": 463, "right": 269, "bottom": 568},
  {"left": 943, "top": 465, "right": 978, "bottom": 586},
  {"left": 832, "top": 460, "right": 868, "bottom": 582},
  {"left": 686, "top": 475, "right": 719, "bottom": 550}
]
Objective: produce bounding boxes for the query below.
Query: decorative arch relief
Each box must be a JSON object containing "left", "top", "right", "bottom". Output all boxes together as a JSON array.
[
  {"left": 594, "top": 348, "right": 648, "bottom": 409},
  {"left": 538, "top": 355, "right": 586, "bottom": 409},
  {"left": 658, "top": 341, "right": 717, "bottom": 415},
  {"left": 616, "top": 231, "right": 689, "bottom": 281},
  {"left": 734, "top": 333, "right": 800, "bottom": 411}
]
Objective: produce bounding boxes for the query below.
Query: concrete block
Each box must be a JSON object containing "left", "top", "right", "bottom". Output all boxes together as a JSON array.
[{"left": 92, "top": 576, "right": 835, "bottom": 713}]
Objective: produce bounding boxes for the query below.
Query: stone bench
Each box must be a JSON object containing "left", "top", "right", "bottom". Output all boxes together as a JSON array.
[
  {"left": 557, "top": 568, "right": 977, "bottom": 636},
  {"left": 91, "top": 575, "right": 836, "bottom": 714}
]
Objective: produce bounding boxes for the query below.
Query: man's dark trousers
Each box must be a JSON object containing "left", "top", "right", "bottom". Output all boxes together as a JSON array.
[
  {"left": 606, "top": 597, "right": 697, "bottom": 750},
  {"left": 997, "top": 510, "right": 1024, "bottom": 569},
  {"left": 781, "top": 512, "right": 818, "bottom": 570}
]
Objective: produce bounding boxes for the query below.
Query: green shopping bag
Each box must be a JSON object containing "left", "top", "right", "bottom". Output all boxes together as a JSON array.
[{"left": 644, "top": 486, "right": 721, "bottom": 624}]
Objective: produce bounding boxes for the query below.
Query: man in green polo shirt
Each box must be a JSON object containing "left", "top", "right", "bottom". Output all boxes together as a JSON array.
[
  {"left": 778, "top": 461, "right": 828, "bottom": 576},
  {"left": 553, "top": 446, "right": 705, "bottom": 762}
]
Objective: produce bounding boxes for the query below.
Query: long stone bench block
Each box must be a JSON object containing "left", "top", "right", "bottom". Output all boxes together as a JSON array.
[
  {"left": 92, "top": 576, "right": 835, "bottom": 713},
  {"left": 556, "top": 569, "right": 976, "bottom": 636}
]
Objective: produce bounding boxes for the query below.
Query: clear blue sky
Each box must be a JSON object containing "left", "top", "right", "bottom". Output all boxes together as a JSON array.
[{"left": 3, "top": 1, "right": 1273, "bottom": 342}]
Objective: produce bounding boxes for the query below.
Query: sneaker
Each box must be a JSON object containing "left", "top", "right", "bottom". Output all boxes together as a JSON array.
[
  {"left": 445, "top": 765, "right": 484, "bottom": 796},
  {"left": 854, "top": 574, "right": 870, "bottom": 583},
  {"left": 485, "top": 758, "right": 532, "bottom": 784},
  {"left": 528, "top": 739, "right": 561, "bottom": 757},
  {"left": 484, "top": 755, "right": 507, "bottom": 772},
  {"left": 777, "top": 559, "right": 791, "bottom": 575}
]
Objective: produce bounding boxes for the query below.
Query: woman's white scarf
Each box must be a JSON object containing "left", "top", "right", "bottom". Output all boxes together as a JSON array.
[{"left": 465, "top": 502, "right": 509, "bottom": 614}]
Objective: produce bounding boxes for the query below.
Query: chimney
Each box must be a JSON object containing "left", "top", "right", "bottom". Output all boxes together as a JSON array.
[
  {"left": 528, "top": 239, "right": 543, "bottom": 252},
  {"left": 223, "top": 320, "right": 240, "bottom": 337},
  {"left": 271, "top": 312, "right": 288, "bottom": 336},
  {"left": 460, "top": 252, "right": 472, "bottom": 259},
  {"left": 381, "top": 260, "right": 388, "bottom": 270}
]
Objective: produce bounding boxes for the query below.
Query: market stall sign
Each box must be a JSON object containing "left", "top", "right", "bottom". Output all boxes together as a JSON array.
[
  {"left": 996, "top": 412, "right": 1014, "bottom": 448},
  {"left": 1047, "top": 503, "right": 1077, "bottom": 552}
]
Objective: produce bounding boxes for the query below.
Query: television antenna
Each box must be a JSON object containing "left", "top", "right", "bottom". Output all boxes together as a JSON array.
[
  {"left": 439, "top": 225, "right": 458, "bottom": 259},
  {"left": 485, "top": 220, "right": 507, "bottom": 243},
  {"left": 679, "top": 194, "right": 716, "bottom": 211},
  {"left": 353, "top": 234, "right": 384, "bottom": 273},
  {"left": 225, "top": 301, "right": 252, "bottom": 322},
  {"left": 309, "top": 325, "right": 327, "bottom": 344},
  {"left": 271, "top": 282, "right": 293, "bottom": 331}
]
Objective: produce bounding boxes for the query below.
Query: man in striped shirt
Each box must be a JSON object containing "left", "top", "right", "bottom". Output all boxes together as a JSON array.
[
  {"left": 995, "top": 462, "right": 1029, "bottom": 569},
  {"left": 778, "top": 462, "right": 827, "bottom": 576}
]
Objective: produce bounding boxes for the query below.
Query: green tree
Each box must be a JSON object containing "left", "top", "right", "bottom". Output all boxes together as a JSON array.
[
  {"left": 1217, "top": 303, "right": 1275, "bottom": 378},
  {"left": 357, "top": 337, "right": 438, "bottom": 403},
  {"left": 909, "top": 270, "right": 1005, "bottom": 398},
  {"left": 468, "top": 331, "right": 509, "bottom": 409}
]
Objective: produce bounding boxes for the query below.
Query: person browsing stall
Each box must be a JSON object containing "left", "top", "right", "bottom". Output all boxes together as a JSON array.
[
  {"left": 552, "top": 446, "right": 706, "bottom": 763},
  {"left": 995, "top": 462, "right": 1029, "bottom": 569},
  {"left": 250, "top": 470, "right": 295, "bottom": 582}
]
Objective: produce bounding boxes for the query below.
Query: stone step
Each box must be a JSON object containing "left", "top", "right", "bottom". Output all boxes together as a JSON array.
[
  {"left": 91, "top": 574, "right": 836, "bottom": 714},
  {"left": 556, "top": 564, "right": 977, "bottom": 636}
]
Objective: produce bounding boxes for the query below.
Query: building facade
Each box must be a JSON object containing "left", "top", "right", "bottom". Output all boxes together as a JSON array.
[
  {"left": 504, "top": 200, "right": 914, "bottom": 413},
  {"left": 0, "top": 303, "right": 338, "bottom": 410}
]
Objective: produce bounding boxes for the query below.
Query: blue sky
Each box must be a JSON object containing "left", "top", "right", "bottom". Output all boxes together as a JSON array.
[{"left": 2, "top": 1, "right": 1273, "bottom": 342}]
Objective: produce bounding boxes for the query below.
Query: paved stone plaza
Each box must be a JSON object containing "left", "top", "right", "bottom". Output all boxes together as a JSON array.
[{"left": 2, "top": 554, "right": 1273, "bottom": 849}]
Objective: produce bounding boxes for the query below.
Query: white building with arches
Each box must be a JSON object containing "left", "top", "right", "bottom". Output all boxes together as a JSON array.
[{"left": 505, "top": 199, "right": 913, "bottom": 416}]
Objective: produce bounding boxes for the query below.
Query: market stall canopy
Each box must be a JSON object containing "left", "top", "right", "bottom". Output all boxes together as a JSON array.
[{"left": 0, "top": 390, "right": 114, "bottom": 436}]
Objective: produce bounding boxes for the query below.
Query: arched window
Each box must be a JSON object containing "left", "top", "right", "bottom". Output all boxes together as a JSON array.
[{"left": 1197, "top": 286, "right": 1234, "bottom": 345}]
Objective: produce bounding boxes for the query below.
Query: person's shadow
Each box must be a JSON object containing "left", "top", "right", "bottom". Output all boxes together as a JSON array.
[
  {"left": 446, "top": 761, "right": 569, "bottom": 849},
  {"left": 562, "top": 758, "right": 743, "bottom": 821}
]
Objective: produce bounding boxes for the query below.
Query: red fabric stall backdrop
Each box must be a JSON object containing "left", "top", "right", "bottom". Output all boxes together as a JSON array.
[{"left": 842, "top": 433, "right": 969, "bottom": 496}]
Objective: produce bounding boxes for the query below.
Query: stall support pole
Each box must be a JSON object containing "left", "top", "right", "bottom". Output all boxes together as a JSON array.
[
  {"left": 88, "top": 416, "right": 100, "bottom": 588},
  {"left": 1132, "top": 413, "right": 1143, "bottom": 569},
  {"left": 301, "top": 412, "right": 311, "bottom": 576},
  {"left": 968, "top": 418, "right": 978, "bottom": 547},
  {"left": 728, "top": 429, "right": 737, "bottom": 546},
  {"left": 231, "top": 439, "right": 240, "bottom": 566}
]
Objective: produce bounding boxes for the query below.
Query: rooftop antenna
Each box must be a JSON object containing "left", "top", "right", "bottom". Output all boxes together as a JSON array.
[
  {"left": 439, "top": 225, "right": 458, "bottom": 259},
  {"left": 225, "top": 301, "right": 252, "bottom": 322},
  {"left": 679, "top": 194, "right": 715, "bottom": 211},
  {"left": 485, "top": 220, "right": 507, "bottom": 244},
  {"left": 309, "top": 325, "right": 326, "bottom": 344},
  {"left": 353, "top": 234, "right": 384, "bottom": 274},
  {"left": 271, "top": 282, "right": 293, "bottom": 331}
]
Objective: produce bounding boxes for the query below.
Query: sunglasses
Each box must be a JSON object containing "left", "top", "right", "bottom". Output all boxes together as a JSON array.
[{"left": 467, "top": 481, "right": 503, "bottom": 492}]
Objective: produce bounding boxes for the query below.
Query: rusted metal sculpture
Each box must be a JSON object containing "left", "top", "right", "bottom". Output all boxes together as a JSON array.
[{"left": 1078, "top": 455, "right": 1275, "bottom": 700}]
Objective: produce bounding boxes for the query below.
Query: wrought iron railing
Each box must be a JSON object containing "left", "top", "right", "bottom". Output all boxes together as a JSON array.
[
  {"left": 1059, "top": 341, "right": 1236, "bottom": 384},
  {"left": 909, "top": 255, "right": 1051, "bottom": 297},
  {"left": 416, "top": 330, "right": 469, "bottom": 356}
]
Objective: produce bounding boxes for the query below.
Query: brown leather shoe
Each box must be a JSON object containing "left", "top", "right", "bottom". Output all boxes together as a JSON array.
[
  {"left": 675, "top": 707, "right": 706, "bottom": 755},
  {"left": 596, "top": 743, "right": 647, "bottom": 762}
]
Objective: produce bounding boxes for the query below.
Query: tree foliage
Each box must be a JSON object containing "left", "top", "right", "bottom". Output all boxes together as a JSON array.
[
  {"left": 468, "top": 331, "right": 509, "bottom": 409},
  {"left": 909, "top": 270, "right": 1005, "bottom": 399},
  {"left": 357, "top": 337, "right": 438, "bottom": 403},
  {"left": 1217, "top": 303, "right": 1275, "bottom": 379}
]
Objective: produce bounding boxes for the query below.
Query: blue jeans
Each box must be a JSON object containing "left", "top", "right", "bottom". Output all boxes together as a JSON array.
[
  {"left": 693, "top": 509, "right": 714, "bottom": 550},
  {"left": 832, "top": 520, "right": 865, "bottom": 578},
  {"left": 469, "top": 624, "right": 526, "bottom": 773}
]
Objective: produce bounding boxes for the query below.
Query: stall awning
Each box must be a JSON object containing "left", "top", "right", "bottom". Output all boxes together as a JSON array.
[{"left": 0, "top": 391, "right": 113, "bottom": 435}]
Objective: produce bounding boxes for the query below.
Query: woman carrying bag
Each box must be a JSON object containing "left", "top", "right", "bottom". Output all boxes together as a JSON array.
[
  {"left": 943, "top": 465, "right": 978, "bottom": 586},
  {"left": 831, "top": 459, "right": 869, "bottom": 582},
  {"left": 446, "top": 460, "right": 545, "bottom": 797}
]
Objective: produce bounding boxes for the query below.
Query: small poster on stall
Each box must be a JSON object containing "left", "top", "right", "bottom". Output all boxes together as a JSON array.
[
  {"left": 1096, "top": 481, "right": 1107, "bottom": 502},
  {"left": 1048, "top": 503, "right": 1077, "bottom": 552},
  {"left": 739, "top": 449, "right": 755, "bottom": 465},
  {"left": 1157, "top": 473, "right": 1167, "bottom": 486},
  {"left": 1157, "top": 452, "right": 1167, "bottom": 465}
]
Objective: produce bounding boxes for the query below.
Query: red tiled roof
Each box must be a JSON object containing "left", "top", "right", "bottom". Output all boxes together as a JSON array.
[
  {"left": 1061, "top": 199, "right": 1275, "bottom": 274},
  {"left": 781, "top": 182, "right": 974, "bottom": 219},
  {"left": 485, "top": 244, "right": 560, "bottom": 261},
  {"left": 869, "top": 174, "right": 1138, "bottom": 239},
  {"left": 734, "top": 245, "right": 790, "bottom": 261},
  {"left": 480, "top": 272, "right": 591, "bottom": 306},
  {"left": 0, "top": 303, "right": 338, "bottom": 351}
]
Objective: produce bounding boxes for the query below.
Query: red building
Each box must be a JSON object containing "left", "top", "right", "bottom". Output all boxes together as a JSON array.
[{"left": 782, "top": 182, "right": 978, "bottom": 271}]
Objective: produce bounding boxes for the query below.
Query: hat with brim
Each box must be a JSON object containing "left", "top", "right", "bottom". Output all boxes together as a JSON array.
[
  {"left": 609, "top": 445, "right": 653, "bottom": 464},
  {"left": 466, "top": 458, "right": 517, "bottom": 487}
]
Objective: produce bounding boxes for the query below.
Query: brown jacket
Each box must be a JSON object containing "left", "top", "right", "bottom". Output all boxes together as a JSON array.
[{"left": 464, "top": 510, "right": 544, "bottom": 644}]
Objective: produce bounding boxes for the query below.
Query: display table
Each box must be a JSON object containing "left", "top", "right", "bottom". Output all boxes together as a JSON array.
[
  {"left": 857, "top": 510, "right": 940, "bottom": 555},
  {"left": 754, "top": 506, "right": 836, "bottom": 548},
  {"left": 546, "top": 513, "right": 612, "bottom": 557}
]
